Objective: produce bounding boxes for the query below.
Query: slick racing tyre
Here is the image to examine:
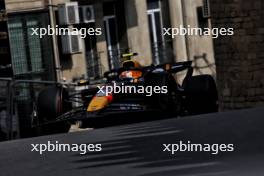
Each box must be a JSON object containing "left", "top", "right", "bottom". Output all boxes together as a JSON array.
[
  {"left": 145, "top": 72, "right": 181, "bottom": 114},
  {"left": 36, "top": 86, "right": 71, "bottom": 135},
  {"left": 184, "top": 75, "right": 218, "bottom": 115}
]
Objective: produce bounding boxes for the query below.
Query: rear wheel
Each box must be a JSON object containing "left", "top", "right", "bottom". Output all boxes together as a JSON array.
[
  {"left": 184, "top": 75, "right": 218, "bottom": 115},
  {"left": 145, "top": 73, "right": 181, "bottom": 115}
]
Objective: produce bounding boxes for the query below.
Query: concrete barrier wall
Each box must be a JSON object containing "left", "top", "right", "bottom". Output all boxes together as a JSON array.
[{"left": 210, "top": 0, "right": 264, "bottom": 110}]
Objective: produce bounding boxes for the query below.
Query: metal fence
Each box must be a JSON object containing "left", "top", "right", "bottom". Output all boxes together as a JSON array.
[
  {"left": 0, "top": 78, "right": 11, "bottom": 141},
  {"left": 86, "top": 51, "right": 103, "bottom": 80},
  {"left": 107, "top": 48, "right": 130, "bottom": 70},
  {"left": 0, "top": 78, "right": 61, "bottom": 141},
  {"left": 151, "top": 41, "right": 174, "bottom": 65},
  {"left": 85, "top": 48, "right": 131, "bottom": 81}
]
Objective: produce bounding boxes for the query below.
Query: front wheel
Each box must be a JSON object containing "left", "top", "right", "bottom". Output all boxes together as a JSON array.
[{"left": 36, "top": 86, "right": 71, "bottom": 135}]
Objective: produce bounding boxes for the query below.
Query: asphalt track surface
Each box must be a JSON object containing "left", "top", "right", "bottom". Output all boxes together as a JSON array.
[{"left": 0, "top": 107, "right": 264, "bottom": 176}]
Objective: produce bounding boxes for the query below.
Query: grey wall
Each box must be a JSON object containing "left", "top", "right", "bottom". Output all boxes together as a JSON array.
[{"left": 210, "top": 0, "right": 264, "bottom": 110}]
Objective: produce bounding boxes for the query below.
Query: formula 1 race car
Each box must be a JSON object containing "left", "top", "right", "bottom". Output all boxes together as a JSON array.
[{"left": 36, "top": 53, "right": 218, "bottom": 134}]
